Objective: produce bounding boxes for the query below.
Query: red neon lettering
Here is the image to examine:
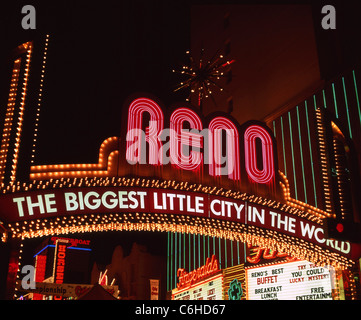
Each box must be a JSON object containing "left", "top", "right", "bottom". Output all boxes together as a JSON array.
[
  {"left": 56, "top": 266, "right": 64, "bottom": 273},
  {"left": 55, "top": 243, "right": 67, "bottom": 283},
  {"left": 176, "top": 255, "right": 219, "bottom": 289},
  {"left": 170, "top": 108, "right": 203, "bottom": 171},
  {"left": 57, "top": 258, "right": 65, "bottom": 266},
  {"left": 247, "top": 244, "right": 297, "bottom": 264},
  {"left": 126, "top": 98, "right": 164, "bottom": 165},
  {"left": 124, "top": 97, "right": 276, "bottom": 184},
  {"left": 244, "top": 125, "right": 275, "bottom": 184},
  {"left": 208, "top": 116, "right": 240, "bottom": 180}
]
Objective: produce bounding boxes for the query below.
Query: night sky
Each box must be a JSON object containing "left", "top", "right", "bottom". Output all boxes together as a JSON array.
[
  {"left": 1, "top": 0, "right": 361, "bottom": 279},
  {"left": 0, "top": 0, "right": 193, "bottom": 270},
  {"left": 0, "top": 0, "right": 190, "bottom": 166},
  {"left": 0, "top": 0, "right": 360, "bottom": 166}
]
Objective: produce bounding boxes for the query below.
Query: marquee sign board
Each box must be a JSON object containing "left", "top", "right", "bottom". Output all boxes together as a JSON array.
[
  {"left": 246, "top": 260, "right": 333, "bottom": 300},
  {"left": 0, "top": 186, "right": 354, "bottom": 259},
  {"left": 172, "top": 273, "right": 223, "bottom": 300}
]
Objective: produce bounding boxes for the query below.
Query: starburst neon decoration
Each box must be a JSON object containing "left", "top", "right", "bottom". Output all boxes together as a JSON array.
[{"left": 173, "top": 49, "right": 235, "bottom": 109}]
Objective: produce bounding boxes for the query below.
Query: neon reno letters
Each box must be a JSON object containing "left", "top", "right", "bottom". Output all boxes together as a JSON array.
[
  {"left": 244, "top": 125, "right": 275, "bottom": 184},
  {"left": 126, "top": 97, "right": 275, "bottom": 184},
  {"left": 170, "top": 107, "right": 203, "bottom": 171},
  {"left": 126, "top": 98, "right": 164, "bottom": 165},
  {"left": 208, "top": 116, "right": 240, "bottom": 180}
]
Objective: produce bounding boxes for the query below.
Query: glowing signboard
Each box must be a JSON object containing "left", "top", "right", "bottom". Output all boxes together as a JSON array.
[
  {"left": 172, "top": 273, "right": 223, "bottom": 300},
  {"left": 125, "top": 97, "right": 276, "bottom": 184},
  {"left": 177, "top": 255, "right": 220, "bottom": 289},
  {"left": 0, "top": 187, "right": 352, "bottom": 258},
  {"left": 52, "top": 239, "right": 69, "bottom": 300},
  {"left": 246, "top": 260, "right": 333, "bottom": 300},
  {"left": 1, "top": 94, "right": 358, "bottom": 269}
]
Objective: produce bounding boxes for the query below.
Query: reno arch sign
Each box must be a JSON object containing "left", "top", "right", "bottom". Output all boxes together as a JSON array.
[
  {"left": 123, "top": 97, "right": 277, "bottom": 196},
  {"left": 1, "top": 94, "right": 359, "bottom": 266}
]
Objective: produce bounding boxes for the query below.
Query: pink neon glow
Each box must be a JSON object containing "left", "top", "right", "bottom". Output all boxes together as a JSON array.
[
  {"left": 208, "top": 117, "right": 240, "bottom": 180},
  {"left": 170, "top": 108, "right": 203, "bottom": 171},
  {"left": 244, "top": 125, "right": 275, "bottom": 184},
  {"left": 126, "top": 98, "right": 164, "bottom": 165}
]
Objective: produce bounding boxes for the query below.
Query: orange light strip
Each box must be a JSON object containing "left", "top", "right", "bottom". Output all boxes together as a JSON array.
[
  {"left": 7, "top": 213, "right": 354, "bottom": 269},
  {"left": 30, "top": 136, "right": 119, "bottom": 179},
  {"left": 331, "top": 121, "right": 345, "bottom": 139},
  {"left": 0, "top": 58, "right": 22, "bottom": 185},
  {"left": 279, "top": 170, "right": 331, "bottom": 222},
  {"left": 315, "top": 108, "right": 333, "bottom": 214},
  {"left": 11, "top": 42, "right": 33, "bottom": 182},
  {"left": 31, "top": 35, "right": 50, "bottom": 165}
]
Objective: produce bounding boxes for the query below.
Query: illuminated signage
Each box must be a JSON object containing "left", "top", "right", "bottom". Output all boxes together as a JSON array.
[
  {"left": 125, "top": 97, "right": 276, "bottom": 185},
  {"left": 0, "top": 95, "right": 358, "bottom": 268},
  {"left": 52, "top": 239, "right": 69, "bottom": 300},
  {"left": 177, "top": 255, "right": 220, "bottom": 289},
  {"left": 27, "top": 95, "right": 279, "bottom": 203},
  {"left": 223, "top": 264, "right": 245, "bottom": 300},
  {"left": 53, "top": 240, "right": 67, "bottom": 284},
  {"left": 172, "top": 273, "right": 223, "bottom": 300},
  {"left": 50, "top": 236, "right": 90, "bottom": 248},
  {"left": 246, "top": 260, "right": 333, "bottom": 300},
  {"left": 0, "top": 187, "right": 352, "bottom": 258},
  {"left": 228, "top": 279, "right": 243, "bottom": 300},
  {"left": 247, "top": 244, "right": 297, "bottom": 264},
  {"left": 33, "top": 254, "right": 47, "bottom": 300}
]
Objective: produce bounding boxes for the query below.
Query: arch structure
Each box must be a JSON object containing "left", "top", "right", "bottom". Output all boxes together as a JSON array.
[{"left": 0, "top": 96, "right": 360, "bottom": 273}]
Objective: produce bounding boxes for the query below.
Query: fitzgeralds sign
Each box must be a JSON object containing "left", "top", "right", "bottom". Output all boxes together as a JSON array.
[{"left": 177, "top": 255, "right": 220, "bottom": 289}]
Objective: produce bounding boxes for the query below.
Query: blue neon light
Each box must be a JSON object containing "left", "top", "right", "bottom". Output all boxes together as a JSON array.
[{"left": 33, "top": 245, "right": 91, "bottom": 257}]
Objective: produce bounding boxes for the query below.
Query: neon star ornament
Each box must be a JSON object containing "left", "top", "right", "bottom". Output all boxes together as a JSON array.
[{"left": 173, "top": 48, "right": 235, "bottom": 111}]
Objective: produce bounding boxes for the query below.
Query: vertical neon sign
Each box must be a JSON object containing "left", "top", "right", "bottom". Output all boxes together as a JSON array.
[{"left": 52, "top": 239, "right": 69, "bottom": 300}]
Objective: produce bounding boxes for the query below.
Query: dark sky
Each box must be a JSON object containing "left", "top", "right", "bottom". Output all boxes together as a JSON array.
[
  {"left": 0, "top": 0, "right": 190, "bottom": 165},
  {"left": 0, "top": 0, "right": 192, "bottom": 272},
  {"left": 0, "top": 0, "right": 360, "bottom": 166}
]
